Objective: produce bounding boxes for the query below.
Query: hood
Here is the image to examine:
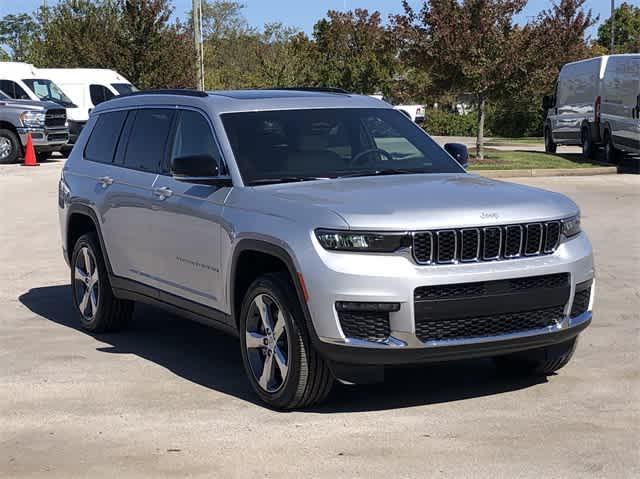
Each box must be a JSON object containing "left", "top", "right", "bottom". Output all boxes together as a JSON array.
[
  {"left": 0, "top": 98, "right": 61, "bottom": 111},
  {"left": 259, "top": 173, "right": 578, "bottom": 230}
]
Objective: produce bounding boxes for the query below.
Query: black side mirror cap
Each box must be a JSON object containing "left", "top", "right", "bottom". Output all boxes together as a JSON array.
[{"left": 444, "top": 143, "right": 469, "bottom": 169}]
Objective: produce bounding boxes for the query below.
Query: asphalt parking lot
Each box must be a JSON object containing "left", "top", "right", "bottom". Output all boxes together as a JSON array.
[{"left": 1, "top": 159, "right": 639, "bottom": 478}]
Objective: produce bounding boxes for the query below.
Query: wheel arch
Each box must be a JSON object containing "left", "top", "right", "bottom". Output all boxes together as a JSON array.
[
  {"left": 66, "top": 204, "right": 113, "bottom": 274},
  {"left": 230, "top": 239, "right": 318, "bottom": 341}
]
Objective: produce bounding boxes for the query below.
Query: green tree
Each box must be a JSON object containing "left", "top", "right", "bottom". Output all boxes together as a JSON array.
[
  {"left": 597, "top": 2, "right": 640, "bottom": 53},
  {"left": 311, "top": 9, "right": 397, "bottom": 95},
  {"left": 0, "top": 13, "right": 40, "bottom": 61}
]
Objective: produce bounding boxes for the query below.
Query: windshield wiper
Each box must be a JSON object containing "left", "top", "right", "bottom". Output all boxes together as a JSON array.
[
  {"left": 337, "top": 168, "right": 425, "bottom": 178},
  {"left": 248, "top": 176, "right": 326, "bottom": 186}
]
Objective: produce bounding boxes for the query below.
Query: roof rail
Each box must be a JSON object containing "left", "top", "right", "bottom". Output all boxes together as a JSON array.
[
  {"left": 271, "top": 87, "right": 351, "bottom": 94},
  {"left": 121, "top": 89, "right": 209, "bottom": 98}
]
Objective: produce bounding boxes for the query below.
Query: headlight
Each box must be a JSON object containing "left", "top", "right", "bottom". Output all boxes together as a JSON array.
[
  {"left": 562, "top": 214, "right": 581, "bottom": 238},
  {"left": 20, "top": 111, "right": 46, "bottom": 128},
  {"left": 315, "top": 229, "right": 410, "bottom": 252}
]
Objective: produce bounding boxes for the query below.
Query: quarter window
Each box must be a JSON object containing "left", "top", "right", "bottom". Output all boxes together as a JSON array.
[
  {"left": 84, "top": 111, "right": 128, "bottom": 164},
  {"left": 171, "top": 110, "right": 219, "bottom": 161},
  {"left": 123, "top": 109, "right": 174, "bottom": 173}
]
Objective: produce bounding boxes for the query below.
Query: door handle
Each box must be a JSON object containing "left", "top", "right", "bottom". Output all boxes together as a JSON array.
[
  {"left": 153, "top": 186, "right": 173, "bottom": 200},
  {"left": 98, "top": 176, "right": 113, "bottom": 188}
]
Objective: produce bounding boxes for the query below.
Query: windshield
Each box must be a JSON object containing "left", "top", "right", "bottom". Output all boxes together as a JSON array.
[
  {"left": 222, "top": 108, "right": 463, "bottom": 185},
  {"left": 22, "top": 78, "right": 75, "bottom": 107},
  {"left": 111, "top": 83, "right": 138, "bottom": 95}
]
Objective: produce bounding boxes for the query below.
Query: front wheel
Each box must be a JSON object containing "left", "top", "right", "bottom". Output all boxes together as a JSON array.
[
  {"left": 581, "top": 128, "right": 595, "bottom": 159},
  {"left": 239, "top": 272, "right": 333, "bottom": 409},
  {"left": 0, "top": 128, "right": 21, "bottom": 164},
  {"left": 494, "top": 338, "right": 578, "bottom": 376},
  {"left": 604, "top": 131, "right": 619, "bottom": 164},
  {"left": 544, "top": 127, "right": 557, "bottom": 153}
]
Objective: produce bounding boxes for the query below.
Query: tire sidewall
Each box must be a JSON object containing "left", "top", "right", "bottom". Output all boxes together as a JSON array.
[
  {"left": 581, "top": 128, "right": 592, "bottom": 158},
  {"left": 70, "top": 233, "right": 111, "bottom": 332},
  {"left": 0, "top": 129, "right": 21, "bottom": 164},
  {"left": 239, "top": 276, "right": 307, "bottom": 408},
  {"left": 544, "top": 127, "right": 556, "bottom": 153}
]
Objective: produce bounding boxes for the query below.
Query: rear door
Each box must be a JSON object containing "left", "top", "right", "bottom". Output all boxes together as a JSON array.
[
  {"left": 146, "top": 108, "right": 229, "bottom": 312},
  {"left": 100, "top": 108, "right": 175, "bottom": 283}
]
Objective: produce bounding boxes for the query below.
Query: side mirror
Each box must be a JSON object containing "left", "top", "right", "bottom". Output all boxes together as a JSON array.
[
  {"left": 542, "top": 95, "right": 555, "bottom": 110},
  {"left": 171, "top": 154, "right": 220, "bottom": 180},
  {"left": 444, "top": 143, "right": 469, "bottom": 169}
]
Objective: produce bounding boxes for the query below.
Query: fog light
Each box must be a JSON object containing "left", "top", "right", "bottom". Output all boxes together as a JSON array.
[{"left": 335, "top": 301, "right": 400, "bottom": 312}]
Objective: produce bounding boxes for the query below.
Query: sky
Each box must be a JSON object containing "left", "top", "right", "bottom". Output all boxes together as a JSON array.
[{"left": 1, "top": 0, "right": 636, "bottom": 39}]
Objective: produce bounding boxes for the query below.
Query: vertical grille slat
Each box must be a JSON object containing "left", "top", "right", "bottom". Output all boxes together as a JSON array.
[
  {"left": 411, "top": 220, "right": 564, "bottom": 265},
  {"left": 436, "top": 230, "right": 457, "bottom": 263}
]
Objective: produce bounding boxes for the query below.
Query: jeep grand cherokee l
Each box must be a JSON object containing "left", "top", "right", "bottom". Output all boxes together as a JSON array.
[{"left": 58, "top": 89, "right": 594, "bottom": 409}]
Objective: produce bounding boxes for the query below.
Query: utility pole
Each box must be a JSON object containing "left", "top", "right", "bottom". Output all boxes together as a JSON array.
[
  {"left": 193, "top": 0, "right": 205, "bottom": 91},
  {"left": 610, "top": 0, "right": 615, "bottom": 54}
]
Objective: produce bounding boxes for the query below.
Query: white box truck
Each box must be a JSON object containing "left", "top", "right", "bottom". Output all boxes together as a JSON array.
[{"left": 543, "top": 54, "right": 640, "bottom": 163}]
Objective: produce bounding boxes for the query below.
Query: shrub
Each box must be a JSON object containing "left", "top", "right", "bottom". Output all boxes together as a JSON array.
[{"left": 423, "top": 109, "right": 479, "bottom": 136}]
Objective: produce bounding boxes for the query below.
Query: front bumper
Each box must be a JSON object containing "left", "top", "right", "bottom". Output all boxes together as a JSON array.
[
  {"left": 302, "top": 232, "right": 594, "bottom": 365},
  {"left": 18, "top": 127, "right": 69, "bottom": 151}
]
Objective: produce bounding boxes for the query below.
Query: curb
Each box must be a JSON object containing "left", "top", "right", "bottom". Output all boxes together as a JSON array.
[{"left": 473, "top": 166, "right": 618, "bottom": 178}]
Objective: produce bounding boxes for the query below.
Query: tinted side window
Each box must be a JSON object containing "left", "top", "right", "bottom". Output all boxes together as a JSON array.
[
  {"left": 84, "top": 111, "right": 128, "bottom": 164},
  {"left": 90, "top": 84, "right": 115, "bottom": 106},
  {"left": 171, "top": 110, "right": 219, "bottom": 161},
  {"left": 0, "top": 80, "right": 30, "bottom": 100},
  {"left": 123, "top": 109, "right": 174, "bottom": 173}
]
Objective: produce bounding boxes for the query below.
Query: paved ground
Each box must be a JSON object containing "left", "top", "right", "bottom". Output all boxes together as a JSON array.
[
  {"left": 432, "top": 136, "right": 581, "bottom": 153},
  {"left": 1, "top": 159, "right": 639, "bottom": 478}
]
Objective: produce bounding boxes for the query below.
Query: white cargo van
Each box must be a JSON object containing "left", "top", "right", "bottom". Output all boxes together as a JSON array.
[
  {"left": 543, "top": 54, "right": 640, "bottom": 162},
  {"left": 37, "top": 68, "right": 137, "bottom": 152},
  {"left": 0, "top": 62, "right": 84, "bottom": 149}
]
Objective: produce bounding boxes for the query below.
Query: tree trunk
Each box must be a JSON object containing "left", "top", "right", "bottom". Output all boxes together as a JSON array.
[{"left": 476, "top": 95, "right": 486, "bottom": 160}]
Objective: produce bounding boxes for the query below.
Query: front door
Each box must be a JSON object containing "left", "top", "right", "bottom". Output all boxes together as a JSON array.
[{"left": 145, "top": 109, "right": 229, "bottom": 312}]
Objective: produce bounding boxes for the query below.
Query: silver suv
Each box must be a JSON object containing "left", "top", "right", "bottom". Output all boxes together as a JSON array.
[{"left": 58, "top": 89, "right": 594, "bottom": 409}]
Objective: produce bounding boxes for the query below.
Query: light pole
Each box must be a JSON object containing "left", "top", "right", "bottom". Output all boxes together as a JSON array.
[
  {"left": 610, "top": 0, "right": 615, "bottom": 54},
  {"left": 193, "top": 0, "right": 205, "bottom": 91}
]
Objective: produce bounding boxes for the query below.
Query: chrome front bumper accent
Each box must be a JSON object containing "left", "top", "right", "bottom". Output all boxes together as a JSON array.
[
  {"left": 17, "top": 127, "right": 69, "bottom": 146},
  {"left": 319, "top": 310, "right": 592, "bottom": 350}
]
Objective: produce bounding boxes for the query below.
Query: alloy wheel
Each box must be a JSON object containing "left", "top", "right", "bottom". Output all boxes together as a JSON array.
[
  {"left": 74, "top": 246, "right": 100, "bottom": 320},
  {"left": 0, "top": 137, "right": 12, "bottom": 160},
  {"left": 245, "top": 293, "right": 290, "bottom": 393}
]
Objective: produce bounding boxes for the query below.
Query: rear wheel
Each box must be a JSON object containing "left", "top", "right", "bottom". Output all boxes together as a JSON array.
[
  {"left": 239, "top": 272, "right": 333, "bottom": 409},
  {"left": 0, "top": 129, "right": 21, "bottom": 164},
  {"left": 581, "top": 127, "right": 595, "bottom": 159},
  {"left": 71, "top": 232, "right": 133, "bottom": 332},
  {"left": 494, "top": 338, "right": 578, "bottom": 376},
  {"left": 603, "top": 131, "right": 619, "bottom": 164},
  {"left": 544, "top": 127, "right": 557, "bottom": 153}
]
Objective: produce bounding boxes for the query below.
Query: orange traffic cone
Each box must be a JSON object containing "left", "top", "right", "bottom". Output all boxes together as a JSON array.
[{"left": 22, "top": 133, "right": 39, "bottom": 167}]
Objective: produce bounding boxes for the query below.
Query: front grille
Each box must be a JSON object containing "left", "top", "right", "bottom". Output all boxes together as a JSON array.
[
  {"left": 412, "top": 220, "right": 563, "bottom": 264},
  {"left": 338, "top": 311, "right": 390, "bottom": 342},
  {"left": 45, "top": 109, "right": 66, "bottom": 127},
  {"left": 415, "top": 307, "right": 564, "bottom": 342},
  {"left": 414, "top": 273, "right": 569, "bottom": 301},
  {"left": 47, "top": 133, "right": 69, "bottom": 142},
  {"left": 570, "top": 285, "right": 591, "bottom": 317}
]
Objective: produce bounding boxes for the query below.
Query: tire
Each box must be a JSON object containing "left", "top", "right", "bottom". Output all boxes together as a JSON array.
[
  {"left": 581, "top": 127, "right": 595, "bottom": 159},
  {"left": 71, "top": 232, "right": 133, "bottom": 332},
  {"left": 603, "top": 131, "right": 619, "bottom": 164},
  {"left": 544, "top": 127, "right": 557, "bottom": 153},
  {"left": 36, "top": 151, "right": 51, "bottom": 163},
  {"left": 494, "top": 338, "right": 578, "bottom": 376},
  {"left": 239, "top": 272, "right": 333, "bottom": 409},
  {"left": 0, "top": 128, "right": 21, "bottom": 164}
]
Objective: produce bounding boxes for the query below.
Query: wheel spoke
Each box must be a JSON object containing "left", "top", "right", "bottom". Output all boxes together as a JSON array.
[
  {"left": 254, "top": 295, "right": 273, "bottom": 332},
  {"left": 274, "top": 345, "right": 288, "bottom": 379},
  {"left": 82, "top": 248, "right": 92, "bottom": 275},
  {"left": 78, "top": 288, "right": 90, "bottom": 315},
  {"left": 259, "top": 353, "right": 274, "bottom": 390},
  {"left": 246, "top": 331, "right": 266, "bottom": 349},
  {"left": 89, "top": 288, "right": 98, "bottom": 317},
  {"left": 74, "top": 266, "right": 88, "bottom": 283},
  {"left": 90, "top": 268, "right": 99, "bottom": 288},
  {"left": 272, "top": 310, "right": 286, "bottom": 341}
]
